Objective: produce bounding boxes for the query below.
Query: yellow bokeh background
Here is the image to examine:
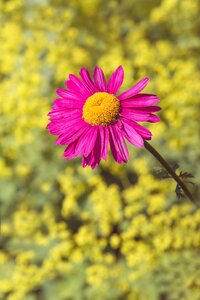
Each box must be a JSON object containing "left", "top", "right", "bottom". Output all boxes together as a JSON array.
[{"left": 0, "top": 0, "right": 200, "bottom": 299}]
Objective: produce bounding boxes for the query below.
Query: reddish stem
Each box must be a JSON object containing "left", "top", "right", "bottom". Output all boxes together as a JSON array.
[{"left": 144, "top": 141, "right": 196, "bottom": 205}]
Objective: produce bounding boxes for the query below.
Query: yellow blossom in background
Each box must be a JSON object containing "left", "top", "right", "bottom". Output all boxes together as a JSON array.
[{"left": 0, "top": 0, "right": 200, "bottom": 299}]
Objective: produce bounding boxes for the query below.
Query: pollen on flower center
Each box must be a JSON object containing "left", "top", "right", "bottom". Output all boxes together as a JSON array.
[{"left": 82, "top": 92, "right": 120, "bottom": 126}]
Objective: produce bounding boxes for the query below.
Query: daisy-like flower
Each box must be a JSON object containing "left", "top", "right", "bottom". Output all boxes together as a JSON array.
[{"left": 47, "top": 66, "right": 160, "bottom": 169}]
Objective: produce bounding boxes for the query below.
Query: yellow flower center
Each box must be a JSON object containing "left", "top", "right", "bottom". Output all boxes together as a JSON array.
[{"left": 82, "top": 92, "right": 120, "bottom": 126}]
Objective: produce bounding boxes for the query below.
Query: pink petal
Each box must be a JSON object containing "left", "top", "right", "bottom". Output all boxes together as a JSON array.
[
  {"left": 118, "top": 78, "right": 150, "bottom": 100},
  {"left": 120, "top": 94, "right": 159, "bottom": 107},
  {"left": 121, "top": 108, "right": 160, "bottom": 122},
  {"left": 56, "top": 89, "right": 84, "bottom": 101},
  {"left": 109, "top": 134, "right": 120, "bottom": 163},
  {"left": 54, "top": 107, "right": 81, "bottom": 116},
  {"left": 109, "top": 125, "right": 129, "bottom": 163},
  {"left": 147, "top": 114, "right": 160, "bottom": 123},
  {"left": 55, "top": 123, "right": 89, "bottom": 145},
  {"left": 99, "top": 126, "right": 109, "bottom": 160},
  {"left": 65, "top": 80, "right": 88, "bottom": 99},
  {"left": 120, "top": 117, "right": 152, "bottom": 140},
  {"left": 62, "top": 128, "right": 97, "bottom": 161},
  {"left": 107, "top": 66, "right": 124, "bottom": 94},
  {"left": 48, "top": 107, "right": 82, "bottom": 119},
  {"left": 90, "top": 128, "right": 102, "bottom": 169},
  {"left": 120, "top": 106, "right": 161, "bottom": 113},
  {"left": 82, "top": 127, "right": 102, "bottom": 169},
  {"left": 93, "top": 66, "right": 107, "bottom": 92},
  {"left": 119, "top": 118, "right": 144, "bottom": 147},
  {"left": 82, "top": 152, "right": 93, "bottom": 168},
  {"left": 63, "top": 142, "right": 77, "bottom": 160},
  {"left": 47, "top": 113, "right": 83, "bottom": 134},
  {"left": 80, "top": 68, "right": 98, "bottom": 93},
  {"left": 63, "top": 126, "right": 98, "bottom": 161},
  {"left": 83, "top": 126, "right": 98, "bottom": 157},
  {"left": 53, "top": 98, "right": 84, "bottom": 109},
  {"left": 68, "top": 74, "right": 91, "bottom": 97},
  {"left": 63, "top": 132, "right": 89, "bottom": 160}
]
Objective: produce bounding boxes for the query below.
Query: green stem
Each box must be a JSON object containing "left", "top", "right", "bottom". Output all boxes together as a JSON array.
[{"left": 144, "top": 141, "right": 196, "bottom": 205}]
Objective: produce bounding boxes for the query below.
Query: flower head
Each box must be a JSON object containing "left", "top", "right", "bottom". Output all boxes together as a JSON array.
[{"left": 47, "top": 66, "right": 160, "bottom": 169}]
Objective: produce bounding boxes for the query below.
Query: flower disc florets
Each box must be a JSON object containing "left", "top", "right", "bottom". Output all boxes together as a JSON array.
[{"left": 83, "top": 92, "right": 120, "bottom": 126}]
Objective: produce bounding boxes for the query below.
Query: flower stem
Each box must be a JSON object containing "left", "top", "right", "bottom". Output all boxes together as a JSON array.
[{"left": 144, "top": 141, "right": 196, "bottom": 205}]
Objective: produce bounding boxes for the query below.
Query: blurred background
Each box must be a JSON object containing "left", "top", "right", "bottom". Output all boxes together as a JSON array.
[{"left": 0, "top": 0, "right": 200, "bottom": 299}]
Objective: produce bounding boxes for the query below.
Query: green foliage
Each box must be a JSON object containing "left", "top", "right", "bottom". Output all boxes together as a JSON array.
[{"left": 0, "top": 0, "right": 199, "bottom": 299}]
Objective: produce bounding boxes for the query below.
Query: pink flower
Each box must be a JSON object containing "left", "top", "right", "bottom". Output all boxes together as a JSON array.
[{"left": 47, "top": 66, "right": 160, "bottom": 169}]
